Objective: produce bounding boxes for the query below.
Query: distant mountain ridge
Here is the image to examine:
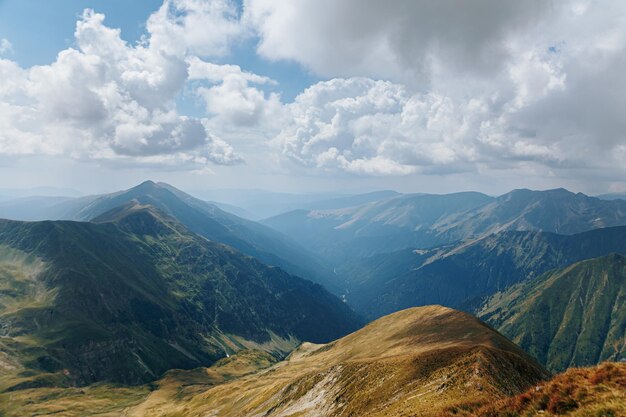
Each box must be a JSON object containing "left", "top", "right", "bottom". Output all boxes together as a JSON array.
[
  {"left": 263, "top": 188, "right": 626, "bottom": 263},
  {"left": 0, "top": 181, "right": 340, "bottom": 293},
  {"left": 189, "top": 189, "right": 401, "bottom": 219},
  {"left": 263, "top": 191, "right": 493, "bottom": 262},
  {"left": 0, "top": 205, "right": 361, "bottom": 387},
  {"left": 596, "top": 192, "right": 626, "bottom": 201},
  {"left": 262, "top": 187, "right": 626, "bottom": 317},
  {"left": 441, "top": 188, "right": 626, "bottom": 237}
]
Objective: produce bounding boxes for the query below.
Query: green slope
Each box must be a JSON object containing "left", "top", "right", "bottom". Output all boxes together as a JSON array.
[
  {"left": 0, "top": 204, "right": 361, "bottom": 387},
  {"left": 478, "top": 253, "right": 626, "bottom": 372}
]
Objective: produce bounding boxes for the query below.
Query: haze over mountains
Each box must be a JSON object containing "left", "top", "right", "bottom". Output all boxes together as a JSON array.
[
  {"left": 340, "top": 225, "right": 626, "bottom": 318},
  {"left": 189, "top": 189, "right": 401, "bottom": 220},
  {"left": 0, "top": 180, "right": 625, "bottom": 416},
  {"left": 261, "top": 188, "right": 626, "bottom": 325},
  {"left": 263, "top": 188, "right": 626, "bottom": 261}
]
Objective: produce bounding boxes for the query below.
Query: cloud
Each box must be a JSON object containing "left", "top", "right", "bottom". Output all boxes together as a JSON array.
[
  {"left": 188, "top": 56, "right": 283, "bottom": 127},
  {"left": 147, "top": 0, "right": 244, "bottom": 57},
  {"left": 1, "top": 0, "right": 626, "bottom": 189},
  {"left": 0, "top": 39, "right": 12, "bottom": 55},
  {"left": 267, "top": 0, "right": 626, "bottom": 181},
  {"left": 188, "top": 56, "right": 274, "bottom": 84},
  {"left": 0, "top": 6, "right": 243, "bottom": 167},
  {"left": 196, "top": 77, "right": 282, "bottom": 127},
  {"left": 244, "top": 0, "right": 549, "bottom": 85},
  {"left": 276, "top": 78, "right": 478, "bottom": 175}
]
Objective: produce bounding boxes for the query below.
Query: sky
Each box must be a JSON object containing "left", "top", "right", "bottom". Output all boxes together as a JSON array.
[{"left": 0, "top": 0, "right": 625, "bottom": 195}]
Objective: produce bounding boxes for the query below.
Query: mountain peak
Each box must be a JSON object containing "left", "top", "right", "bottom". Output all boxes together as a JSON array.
[
  {"left": 344, "top": 305, "right": 531, "bottom": 359},
  {"left": 503, "top": 187, "right": 575, "bottom": 199},
  {"left": 92, "top": 201, "right": 160, "bottom": 222},
  {"left": 131, "top": 180, "right": 161, "bottom": 192}
]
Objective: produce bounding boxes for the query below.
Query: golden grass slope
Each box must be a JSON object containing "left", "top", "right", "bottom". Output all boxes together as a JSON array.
[
  {"left": 125, "top": 305, "right": 548, "bottom": 417},
  {"left": 440, "top": 361, "right": 626, "bottom": 416}
]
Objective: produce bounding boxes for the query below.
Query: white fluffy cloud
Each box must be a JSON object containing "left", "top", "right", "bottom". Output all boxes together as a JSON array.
[
  {"left": 275, "top": 78, "right": 483, "bottom": 175},
  {"left": 1, "top": 0, "right": 626, "bottom": 187},
  {"left": 188, "top": 56, "right": 273, "bottom": 85},
  {"left": 0, "top": 3, "right": 244, "bottom": 168},
  {"left": 147, "top": 0, "right": 243, "bottom": 58},
  {"left": 189, "top": 56, "right": 282, "bottom": 127},
  {"left": 244, "top": 0, "right": 549, "bottom": 84},
  {"left": 273, "top": 67, "right": 571, "bottom": 176},
  {"left": 267, "top": 0, "right": 626, "bottom": 179}
]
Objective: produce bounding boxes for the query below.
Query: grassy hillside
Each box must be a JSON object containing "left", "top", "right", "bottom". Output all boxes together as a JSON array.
[
  {"left": 0, "top": 308, "right": 620, "bottom": 416},
  {"left": 478, "top": 254, "right": 626, "bottom": 372},
  {"left": 439, "top": 362, "right": 626, "bottom": 416},
  {"left": 121, "top": 306, "right": 547, "bottom": 417},
  {"left": 0, "top": 204, "right": 361, "bottom": 387}
]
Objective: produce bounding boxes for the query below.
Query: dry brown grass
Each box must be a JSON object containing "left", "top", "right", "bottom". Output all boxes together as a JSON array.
[{"left": 438, "top": 361, "right": 626, "bottom": 417}]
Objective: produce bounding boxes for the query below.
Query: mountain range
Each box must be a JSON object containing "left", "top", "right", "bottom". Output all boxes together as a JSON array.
[
  {"left": 262, "top": 191, "right": 493, "bottom": 262},
  {"left": 260, "top": 186, "right": 626, "bottom": 379},
  {"left": 0, "top": 181, "right": 342, "bottom": 293},
  {"left": 263, "top": 188, "right": 626, "bottom": 263},
  {"left": 340, "top": 225, "right": 626, "bottom": 319},
  {"left": 0, "top": 180, "right": 625, "bottom": 415},
  {"left": 0, "top": 204, "right": 360, "bottom": 388}
]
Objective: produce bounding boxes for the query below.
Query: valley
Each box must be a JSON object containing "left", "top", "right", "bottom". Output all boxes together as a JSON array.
[
  {"left": 2, "top": 1, "right": 626, "bottom": 414},
  {"left": 0, "top": 182, "right": 624, "bottom": 416}
]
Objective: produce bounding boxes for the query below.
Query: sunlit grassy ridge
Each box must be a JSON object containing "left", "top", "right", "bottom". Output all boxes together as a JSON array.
[
  {"left": 0, "top": 245, "right": 51, "bottom": 315},
  {"left": 2, "top": 306, "right": 620, "bottom": 417},
  {"left": 440, "top": 361, "right": 626, "bottom": 416},
  {"left": 121, "top": 306, "right": 547, "bottom": 417}
]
